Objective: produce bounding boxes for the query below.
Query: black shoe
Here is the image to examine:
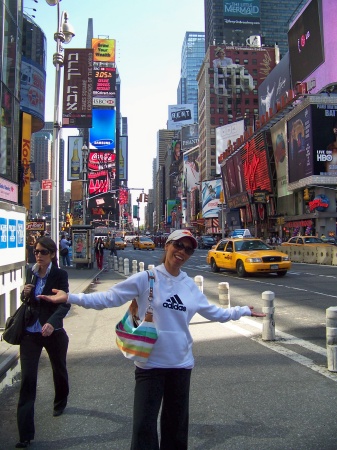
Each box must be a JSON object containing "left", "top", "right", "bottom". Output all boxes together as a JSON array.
[
  {"left": 53, "top": 408, "right": 65, "bottom": 417},
  {"left": 15, "top": 441, "right": 30, "bottom": 448}
]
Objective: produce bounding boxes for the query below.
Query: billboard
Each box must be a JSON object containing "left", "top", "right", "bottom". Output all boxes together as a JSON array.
[
  {"left": 62, "top": 49, "right": 93, "bottom": 128},
  {"left": 223, "top": 0, "right": 260, "bottom": 19},
  {"left": 288, "top": 0, "right": 324, "bottom": 86},
  {"left": 92, "top": 38, "right": 116, "bottom": 63},
  {"left": 181, "top": 124, "right": 199, "bottom": 151},
  {"left": 202, "top": 178, "right": 222, "bottom": 218},
  {"left": 68, "top": 136, "right": 84, "bottom": 181},
  {"left": 92, "top": 63, "right": 116, "bottom": 107},
  {"left": 167, "top": 104, "right": 194, "bottom": 130},
  {"left": 216, "top": 120, "right": 244, "bottom": 173},
  {"left": 20, "top": 56, "right": 46, "bottom": 123},
  {"left": 89, "top": 109, "right": 116, "bottom": 150},
  {"left": 183, "top": 147, "right": 200, "bottom": 192},
  {"left": 119, "top": 136, "right": 128, "bottom": 181},
  {"left": 310, "top": 104, "right": 337, "bottom": 177},
  {"left": 87, "top": 150, "right": 117, "bottom": 212},
  {"left": 270, "top": 120, "right": 291, "bottom": 197},
  {"left": 258, "top": 52, "right": 291, "bottom": 116},
  {"left": 222, "top": 0, "right": 261, "bottom": 39},
  {"left": 287, "top": 106, "right": 313, "bottom": 183}
]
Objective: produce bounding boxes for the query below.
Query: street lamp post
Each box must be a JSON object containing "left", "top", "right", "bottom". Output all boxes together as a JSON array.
[
  {"left": 81, "top": 144, "right": 89, "bottom": 225},
  {"left": 46, "top": 0, "right": 75, "bottom": 245}
]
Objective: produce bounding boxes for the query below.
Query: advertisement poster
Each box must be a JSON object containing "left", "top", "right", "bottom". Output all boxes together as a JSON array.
[
  {"left": 92, "top": 63, "right": 116, "bottom": 106},
  {"left": 181, "top": 124, "right": 199, "bottom": 151},
  {"left": 216, "top": 120, "right": 244, "bottom": 173},
  {"left": 288, "top": 0, "right": 324, "bottom": 85},
  {"left": 167, "top": 104, "right": 194, "bottom": 131},
  {"left": 89, "top": 109, "right": 116, "bottom": 150},
  {"left": 183, "top": 147, "right": 200, "bottom": 192},
  {"left": 287, "top": 106, "right": 313, "bottom": 183},
  {"left": 270, "top": 120, "right": 291, "bottom": 197},
  {"left": 72, "top": 231, "right": 88, "bottom": 260},
  {"left": 311, "top": 103, "right": 337, "bottom": 177},
  {"left": 68, "top": 136, "right": 84, "bottom": 181},
  {"left": 62, "top": 49, "right": 93, "bottom": 128},
  {"left": 202, "top": 178, "right": 222, "bottom": 218},
  {"left": 92, "top": 38, "right": 116, "bottom": 63},
  {"left": 20, "top": 57, "right": 46, "bottom": 123}
]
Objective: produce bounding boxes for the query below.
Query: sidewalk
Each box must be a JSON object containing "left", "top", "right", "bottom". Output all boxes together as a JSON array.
[
  {"left": 1, "top": 268, "right": 337, "bottom": 449},
  {"left": 0, "top": 264, "right": 108, "bottom": 392}
]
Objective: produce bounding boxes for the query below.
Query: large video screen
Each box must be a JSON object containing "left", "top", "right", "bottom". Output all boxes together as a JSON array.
[{"left": 288, "top": 0, "right": 324, "bottom": 85}]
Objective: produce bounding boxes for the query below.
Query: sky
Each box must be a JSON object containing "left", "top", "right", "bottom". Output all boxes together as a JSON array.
[{"left": 28, "top": 0, "right": 205, "bottom": 197}]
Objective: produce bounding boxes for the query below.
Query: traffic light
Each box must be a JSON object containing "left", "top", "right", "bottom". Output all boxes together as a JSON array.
[
  {"left": 144, "top": 194, "right": 148, "bottom": 202},
  {"left": 303, "top": 188, "right": 310, "bottom": 201}
]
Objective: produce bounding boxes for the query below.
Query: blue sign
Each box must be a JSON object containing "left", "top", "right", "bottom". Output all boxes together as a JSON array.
[{"left": 89, "top": 109, "right": 116, "bottom": 150}]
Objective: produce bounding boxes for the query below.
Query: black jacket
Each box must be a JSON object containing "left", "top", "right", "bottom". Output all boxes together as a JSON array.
[{"left": 21, "top": 265, "right": 70, "bottom": 329}]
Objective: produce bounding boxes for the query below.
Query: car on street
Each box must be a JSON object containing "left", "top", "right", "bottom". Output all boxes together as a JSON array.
[
  {"left": 281, "top": 236, "right": 331, "bottom": 246},
  {"left": 206, "top": 237, "right": 291, "bottom": 277},
  {"left": 321, "top": 237, "right": 337, "bottom": 246},
  {"left": 133, "top": 236, "right": 155, "bottom": 250},
  {"left": 198, "top": 235, "right": 217, "bottom": 249},
  {"left": 115, "top": 237, "right": 126, "bottom": 250}
]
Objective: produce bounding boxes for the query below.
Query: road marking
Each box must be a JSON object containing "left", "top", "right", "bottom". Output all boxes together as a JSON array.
[{"left": 223, "top": 319, "right": 337, "bottom": 382}]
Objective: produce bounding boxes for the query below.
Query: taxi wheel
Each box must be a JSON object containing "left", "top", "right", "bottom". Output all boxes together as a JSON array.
[
  {"left": 236, "top": 260, "right": 247, "bottom": 277},
  {"left": 210, "top": 258, "right": 220, "bottom": 272}
]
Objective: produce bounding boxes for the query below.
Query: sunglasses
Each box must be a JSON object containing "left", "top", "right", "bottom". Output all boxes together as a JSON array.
[
  {"left": 34, "top": 249, "right": 50, "bottom": 256},
  {"left": 171, "top": 240, "right": 194, "bottom": 256}
]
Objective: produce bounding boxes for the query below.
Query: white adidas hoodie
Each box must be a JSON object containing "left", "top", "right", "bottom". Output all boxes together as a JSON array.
[{"left": 68, "top": 264, "right": 252, "bottom": 369}]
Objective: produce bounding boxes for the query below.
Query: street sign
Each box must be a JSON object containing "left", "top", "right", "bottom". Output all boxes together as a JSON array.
[{"left": 41, "top": 179, "right": 52, "bottom": 190}]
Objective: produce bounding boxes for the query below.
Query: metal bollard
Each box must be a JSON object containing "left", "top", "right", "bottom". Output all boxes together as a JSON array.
[
  {"left": 108, "top": 256, "right": 113, "bottom": 269},
  {"left": 262, "top": 291, "right": 275, "bottom": 341},
  {"left": 194, "top": 275, "right": 203, "bottom": 293},
  {"left": 124, "top": 258, "right": 129, "bottom": 276},
  {"left": 218, "top": 282, "right": 230, "bottom": 308},
  {"left": 118, "top": 257, "right": 123, "bottom": 273},
  {"left": 326, "top": 306, "right": 337, "bottom": 372},
  {"left": 139, "top": 262, "right": 144, "bottom": 272},
  {"left": 132, "top": 260, "right": 138, "bottom": 274},
  {"left": 113, "top": 256, "right": 118, "bottom": 271},
  {"left": 148, "top": 264, "right": 155, "bottom": 271}
]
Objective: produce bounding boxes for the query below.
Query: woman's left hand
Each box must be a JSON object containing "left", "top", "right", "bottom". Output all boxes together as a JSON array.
[
  {"left": 249, "top": 306, "right": 266, "bottom": 317},
  {"left": 41, "top": 322, "right": 55, "bottom": 337}
]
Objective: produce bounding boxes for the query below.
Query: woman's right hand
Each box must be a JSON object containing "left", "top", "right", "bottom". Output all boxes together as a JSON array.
[
  {"left": 23, "top": 284, "right": 35, "bottom": 297},
  {"left": 37, "top": 289, "right": 68, "bottom": 303}
]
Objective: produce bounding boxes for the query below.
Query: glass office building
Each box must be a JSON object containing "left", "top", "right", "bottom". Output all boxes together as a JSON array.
[
  {"left": 177, "top": 32, "right": 205, "bottom": 120},
  {"left": 204, "top": 0, "right": 303, "bottom": 57}
]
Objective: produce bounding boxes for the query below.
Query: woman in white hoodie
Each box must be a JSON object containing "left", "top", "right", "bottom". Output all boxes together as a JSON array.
[{"left": 39, "top": 229, "right": 264, "bottom": 450}]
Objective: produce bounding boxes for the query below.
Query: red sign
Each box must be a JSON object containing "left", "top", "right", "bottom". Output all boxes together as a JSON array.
[{"left": 41, "top": 179, "right": 52, "bottom": 190}]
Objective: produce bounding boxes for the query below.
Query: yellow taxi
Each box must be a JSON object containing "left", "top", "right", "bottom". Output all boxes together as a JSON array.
[
  {"left": 281, "top": 236, "right": 331, "bottom": 246},
  {"left": 115, "top": 237, "right": 127, "bottom": 250},
  {"left": 206, "top": 238, "right": 291, "bottom": 277},
  {"left": 133, "top": 236, "right": 155, "bottom": 251}
]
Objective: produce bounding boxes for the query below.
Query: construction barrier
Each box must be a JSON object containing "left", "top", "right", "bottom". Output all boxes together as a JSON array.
[
  {"left": 303, "top": 247, "right": 318, "bottom": 264},
  {"left": 290, "top": 247, "right": 304, "bottom": 263},
  {"left": 332, "top": 248, "right": 337, "bottom": 266},
  {"left": 316, "top": 246, "right": 333, "bottom": 265}
]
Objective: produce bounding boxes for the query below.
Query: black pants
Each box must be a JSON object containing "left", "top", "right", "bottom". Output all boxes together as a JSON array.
[
  {"left": 131, "top": 367, "right": 192, "bottom": 450},
  {"left": 17, "top": 329, "right": 69, "bottom": 442}
]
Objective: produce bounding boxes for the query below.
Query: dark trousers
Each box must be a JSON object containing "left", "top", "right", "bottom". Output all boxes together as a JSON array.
[
  {"left": 131, "top": 367, "right": 192, "bottom": 450},
  {"left": 17, "top": 329, "right": 69, "bottom": 442}
]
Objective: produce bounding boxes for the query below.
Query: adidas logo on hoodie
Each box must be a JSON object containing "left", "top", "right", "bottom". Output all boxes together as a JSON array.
[{"left": 163, "top": 294, "right": 186, "bottom": 311}]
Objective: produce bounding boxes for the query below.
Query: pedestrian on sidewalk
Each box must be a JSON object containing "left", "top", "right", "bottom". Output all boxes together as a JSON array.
[
  {"left": 109, "top": 234, "right": 118, "bottom": 257},
  {"left": 94, "top": 237, "right": 105, "bottom": 270},
  {"left": 59, "top": 234, "right": 71, "bottom": 267},
  {"left": 15, "top": 236, "right": 70, "bottom": 449},
  {"left": 39, "top": 229, "right": 265, "bottom": 450}
]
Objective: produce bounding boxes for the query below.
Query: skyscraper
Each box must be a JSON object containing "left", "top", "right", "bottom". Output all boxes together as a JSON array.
[
  {"left": 177, "top": 32, "right": 205, "bottom": 119},
  {"left": 204, "top": 0, "right": 302, "bottom": 57}
]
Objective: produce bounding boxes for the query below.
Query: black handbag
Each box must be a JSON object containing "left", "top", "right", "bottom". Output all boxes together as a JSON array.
[
  {"left": 2, "top": 303, "right": 27, "bottom": 345},
  {"left": 60, "top": 247, "right": 68, "bottom": 256}
]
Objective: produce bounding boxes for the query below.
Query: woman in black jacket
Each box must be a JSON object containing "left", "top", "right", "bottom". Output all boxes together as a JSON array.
[{"left": 15, "top": 237, "right": 70, "bottom": 448}]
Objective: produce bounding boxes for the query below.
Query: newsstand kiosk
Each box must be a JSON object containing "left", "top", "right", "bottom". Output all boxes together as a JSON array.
[{"left": 71, "top": 225, "right": 95, "bottom": 269}]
